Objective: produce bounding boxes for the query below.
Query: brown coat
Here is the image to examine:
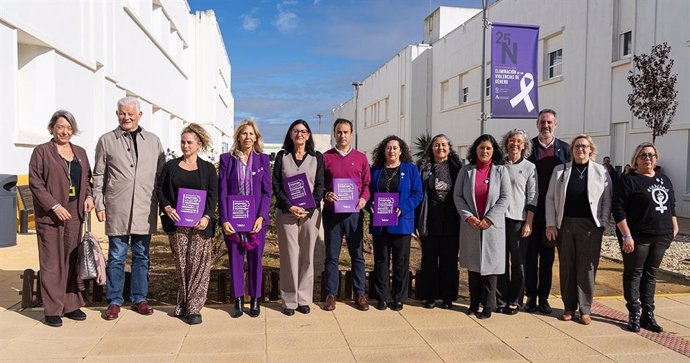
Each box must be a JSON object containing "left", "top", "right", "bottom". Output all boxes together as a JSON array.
[
  {"left": 92, "top": 126, "right": 165, "bottom": 235},
  {"left": 29, "top": 140, "right": 92, "bottom": 222}
]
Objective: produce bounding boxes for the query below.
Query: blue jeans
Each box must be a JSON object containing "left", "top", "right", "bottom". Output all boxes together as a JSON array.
[
  {"left": 323, "top": 209, "right": 365, "bottom": 296},
  {"left": 106, "top": 234, "right": 151, "bottom": 305}
]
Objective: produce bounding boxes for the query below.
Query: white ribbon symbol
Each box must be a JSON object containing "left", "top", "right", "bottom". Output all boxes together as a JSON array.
[{"left": 509, "top": 72, "right": 535, "bottom": 112}]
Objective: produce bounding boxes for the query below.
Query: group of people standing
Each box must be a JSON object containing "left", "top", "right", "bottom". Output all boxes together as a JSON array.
[{"left": 29, "top": 100, "right": 677, "bottom": 334}]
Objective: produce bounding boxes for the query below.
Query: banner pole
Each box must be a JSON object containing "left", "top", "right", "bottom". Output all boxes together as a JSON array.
[{"left": 480, "top": 0, "right": 488, "bottom": 135}]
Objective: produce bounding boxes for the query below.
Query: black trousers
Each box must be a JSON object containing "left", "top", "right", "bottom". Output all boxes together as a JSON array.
[
  {"left": 622, "top": 234, "right": 672, "bottom": 313},
  {"left": 525, "top": 212, "right": 554, "bottom": 301},
  {"left": 468, "top": 271, "right": 498, "bottom": 311},
  {"left": 497, "top": 219, "right": 528, "bottom": 307},
  {"left": 373, "top": 232, "right": 411, "bottom": 303},
  {"left": 419, "top": 234, "right": 459, "bottom": 301}
]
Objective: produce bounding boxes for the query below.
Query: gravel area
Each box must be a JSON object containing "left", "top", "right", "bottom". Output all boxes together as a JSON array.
[{"left": 600, "top": 223, "right": 690, "bottom": 279}]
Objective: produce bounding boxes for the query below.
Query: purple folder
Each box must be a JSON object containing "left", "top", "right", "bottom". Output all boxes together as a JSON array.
[
  {"left": 227, "top": 195, "right": 255, "bottom": 232},
  {"left": 372, "top": 192, "right": 399, "bottom": 227},
  {"left": 333, "top": 178, "right": 359, "bottom": 213},
  {"left": 175, "top": 188, "right": 207, "bottom": 227},
  {"left": 283, "top": 173, "right": 316, "bottom": 209}
]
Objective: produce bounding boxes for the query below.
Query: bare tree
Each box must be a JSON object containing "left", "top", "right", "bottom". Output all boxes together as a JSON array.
[{"left": 627, "top": 42, "right": 678, "bottom": 144}]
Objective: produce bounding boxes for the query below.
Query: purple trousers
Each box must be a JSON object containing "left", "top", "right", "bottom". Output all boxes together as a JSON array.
[{"left": 225, "top": 229, "right": 266, "bottom": 298}]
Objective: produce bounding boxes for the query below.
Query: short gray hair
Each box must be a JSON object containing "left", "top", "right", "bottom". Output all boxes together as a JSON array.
[
  {"left": 117, "top": 96, "right": 141, "bottom": 111},
  {"left": 48, "top": 110, "right": 80, "bottom": 135},
  {"left": 501, "top": 128, "right": 532, "bottom": 159}
]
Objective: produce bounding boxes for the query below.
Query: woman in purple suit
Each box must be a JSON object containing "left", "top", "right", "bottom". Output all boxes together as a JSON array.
[{"left": 219, "top": 119, "right": 272, "bottom": 318}]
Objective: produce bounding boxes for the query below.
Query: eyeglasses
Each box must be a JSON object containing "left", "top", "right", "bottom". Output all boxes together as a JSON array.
[
  {"left": 573, "top": 144, "right": 590, "bottom": 149},
  {"left": 637, "top": 153, "right": 657, "bottom": 160},
  {"left": 291, "top": 129, "right": 309, "bottom": 135},
  {"left": 55, "top": 125, "right": 73, "bottom": 133}
]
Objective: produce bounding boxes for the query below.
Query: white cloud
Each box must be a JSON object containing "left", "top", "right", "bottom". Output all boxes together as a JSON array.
[
  {"left": 240, "top": 14, "right": 260, "bottom": 31},
  {"left": 274, "top": 13, "right": 298, "bottom": 33}
]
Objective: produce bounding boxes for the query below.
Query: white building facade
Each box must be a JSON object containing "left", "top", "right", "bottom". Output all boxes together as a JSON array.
[
  {"left": 332, "top": 0, "right": 690, "bottom": 216},
  {"left": 0, "top": 0, "right": 234, "bottom": 177}
]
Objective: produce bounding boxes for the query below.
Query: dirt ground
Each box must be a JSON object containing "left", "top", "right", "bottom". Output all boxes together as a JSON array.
[{"left": 146, "top": 229, "right": 690, "bottom": 306}]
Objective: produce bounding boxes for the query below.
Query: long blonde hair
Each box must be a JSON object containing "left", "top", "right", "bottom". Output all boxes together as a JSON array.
[{"left": 232, "top": 119, "right": 264, "bottom": 155}]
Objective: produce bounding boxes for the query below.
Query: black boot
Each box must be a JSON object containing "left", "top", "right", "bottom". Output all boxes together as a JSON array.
[
  {"left": 640, "top": 309, "right": 663, "bottom": 333},
  {"left": 231, "top": 297, "right": 244, "bottom": 318},
  {"left": 249, "top": 297, "right": 260, "bottom": 317},
  {"left": 627, "top": 311, "right": 641, "bottom": 332}
]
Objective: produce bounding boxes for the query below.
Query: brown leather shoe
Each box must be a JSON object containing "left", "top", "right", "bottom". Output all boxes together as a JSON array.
[
  {"left": 560, "top": 310, "right": 574, "bottom": 321},
  {"left": 104, "top": 304, "right": 120, "bottom": 320},
  {"left": 580, "top": 314, "right": 592, "bottom": 325},
  {"left": 355, "top": 294, "right": 369, "bottom": 311},
  {"left": 323, "top": 295, "right": 336, "bottom": 311},
  {"left": 132, "top": 301, "right": 154, "bottom": 315}
]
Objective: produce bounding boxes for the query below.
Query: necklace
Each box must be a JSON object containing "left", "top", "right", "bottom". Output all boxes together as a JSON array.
[
  {"left": 382, "top": 166, "right": 399, "bottom": 192},
  {"left": 575, "top": 165, "right": 587, "bottom": 180}
]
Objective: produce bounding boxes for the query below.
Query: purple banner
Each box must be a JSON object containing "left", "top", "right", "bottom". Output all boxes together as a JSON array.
[
  {"left": 333, "top": 178, "right": 359, "bottom": 213},
  {"left": 227, "top": 195, "right": 255, "bottom": 232},
  {"left": 283, "top": 173, "right": 316, "bottom": 209},
  {"left": 175, "top": 188, "right": 207, "bottom": 227},
  {"left": 372, "top": 192, "right": 399, "bottom": 227},
  {"left": 491, "top": 23, "right": 539, "bottom": 119}
]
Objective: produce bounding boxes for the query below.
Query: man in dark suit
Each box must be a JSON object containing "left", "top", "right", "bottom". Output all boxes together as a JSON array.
[{"left": 526, "top": 109, "right": 571, "bottom": 315}]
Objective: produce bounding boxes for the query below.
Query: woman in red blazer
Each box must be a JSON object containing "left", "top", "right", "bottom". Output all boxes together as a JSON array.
[{"left": 29, "top": 110, "right": 94, "bottom": 327}]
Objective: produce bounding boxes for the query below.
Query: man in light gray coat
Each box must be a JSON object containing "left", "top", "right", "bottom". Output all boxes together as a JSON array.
[{"left": 93, "top": 97, "right": 165, "bottom": 320}]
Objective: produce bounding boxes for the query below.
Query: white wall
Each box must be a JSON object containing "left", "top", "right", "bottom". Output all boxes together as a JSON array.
[
  {"left": 331, "top": 0, "right": 690, "bottom": 215},
  {"left": 0, "top": 0, "right": 233, "bottom": 176}
]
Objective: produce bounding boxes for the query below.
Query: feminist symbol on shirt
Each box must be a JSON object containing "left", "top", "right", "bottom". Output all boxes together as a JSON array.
[{"left": 651, "top": 186, "right": 669, "bottom": 214}]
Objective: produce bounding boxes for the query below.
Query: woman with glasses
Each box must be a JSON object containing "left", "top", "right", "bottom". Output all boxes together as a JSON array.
[
  {"left": 273, "top": 120, "right": 324, "bottom": 316},
  {"left": 544, "top": 134, "right": 611, "bottom": 325},
  {"left": 29, "top": 110, "right": 94, "bottom": 327},
  {"left": 415, "top": 134, "right": 462, "bottom": 309},
  {"left": 496, "top": 129, "right": 538, "bottom": 315},
  {"left": 613, "top": 142, "right": 678, "bottom": 333}
]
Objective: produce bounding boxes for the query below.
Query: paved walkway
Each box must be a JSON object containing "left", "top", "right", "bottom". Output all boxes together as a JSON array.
[{"left": 1, "top": 221, "right": 690, "bottom": 362}]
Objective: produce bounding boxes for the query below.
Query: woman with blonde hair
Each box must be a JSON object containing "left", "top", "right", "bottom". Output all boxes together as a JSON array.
[
  {"left": 156, "top": 123, "right": 218, "bottom": 325},
  {"left": 219, "top": 119, "right": 272, "bottom": 318},
  {"left": 613, "top": 142, "right": 678, "bottom": 333},
  {"left": 545, "top": 134, "right": 611, "bottom": 325}
]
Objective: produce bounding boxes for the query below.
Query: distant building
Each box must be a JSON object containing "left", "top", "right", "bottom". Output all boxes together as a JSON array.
[
  {"left": 332, "top": 0, "right": 690, "bottom": 216},
  {"left": 0, "top": 0, "right": 234, "bottom": 176}
]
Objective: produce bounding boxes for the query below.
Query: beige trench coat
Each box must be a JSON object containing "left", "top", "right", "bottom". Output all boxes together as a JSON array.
[{"left": 93, "top": 126, "right": 164, "bottom": 236}]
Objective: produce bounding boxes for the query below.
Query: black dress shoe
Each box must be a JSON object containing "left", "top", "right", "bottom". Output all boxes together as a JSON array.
[
  {"left": 538, "top": 299, "right": 553, "bottom": 315},
  {"left": 392, "top": 301, "right": 404, "bottom": 311},
  {"left": 525, "top": 297, "right": 538, "bottom": 313},
  {"left": 495, "top": 306, "right": 505, "bottom": 314},
  {"left": 640, "top": 310, "right": 663, "bottom": 333},
  {"left": 503, "top": 305, "right": 519, "bottom": 315},
  {"left": 376, "top": 300, "right": 388, "bottom": 310},
  {"left": 231, "top": 297, "right": 244, "bottom": 318},
  {"left": 441, "top": 300, "right": 453, "bottom": 310},
  {"left": 296, "top": 305, "right": 310, "bottom": 314},
  {"left": 475, "top": 310, "right": 492, "bottom": 319},
  {"left": 424, "top": 299, "right": 436, "bottom": 309},
  {"left": 466, "top": 304, "right": 479, "bottom": 315},
  {"left": 64, "top": 309, "right": 87, "bottom": 321},
  {"left": 186, "top": 314, "right": 202, "bottom": 325},
  {"left": 282, "top": 308, "right": 295, "bottom": 316},
  {"left": 249, "top": 298, "right": 260, "bottom": 317},
  {"left": 44, "top": 315, "right": 62, "bottom": 327}
]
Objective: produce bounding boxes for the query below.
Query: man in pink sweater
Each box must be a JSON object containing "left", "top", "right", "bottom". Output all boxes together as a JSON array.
[{"left": 321, "top": 118, "right": 371, "bottom": 311}]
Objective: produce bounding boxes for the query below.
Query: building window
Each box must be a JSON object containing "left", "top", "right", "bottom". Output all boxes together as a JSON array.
[
  {"left": 441, "top": 76, "right": 460, "bottom": 110},
  {"left": 485, "top": 78, "right": 490, "bottom": 97},
  {"left": 364, "top": 97, "right": 389, "bottom": 127},
  {"left": 620, "top": 31, "right": 632, "bottom": 57},
  {"left": 462, "top": 87, "right": 469, "bottom": 103},
  {"left": 548, "top": 49, "right": 562, "bottom": 78}
]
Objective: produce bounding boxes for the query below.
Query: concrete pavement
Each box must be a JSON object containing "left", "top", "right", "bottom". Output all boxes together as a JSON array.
[{"left": 1, "top": 222, "right": 690, "bottom": 362}]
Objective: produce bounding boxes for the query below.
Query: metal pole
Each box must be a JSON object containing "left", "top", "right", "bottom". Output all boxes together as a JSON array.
[
  {"left": 480, "top": 0, "right": 488, "bottom": 135},
  {"left": 352, "top": 82, "right": 362, "bottom": 149},
  {"left": 316, "top": 114, "right": 322, "bottom": 134}
]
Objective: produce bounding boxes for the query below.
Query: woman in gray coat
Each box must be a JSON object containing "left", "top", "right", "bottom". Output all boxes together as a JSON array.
[{"left": 453, "top": 134, "right": 511, "bottom": 319}]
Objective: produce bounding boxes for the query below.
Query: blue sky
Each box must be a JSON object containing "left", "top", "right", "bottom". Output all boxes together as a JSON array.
[{"left": 188, "top": 0, "right": 484, "bottom": 143}]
